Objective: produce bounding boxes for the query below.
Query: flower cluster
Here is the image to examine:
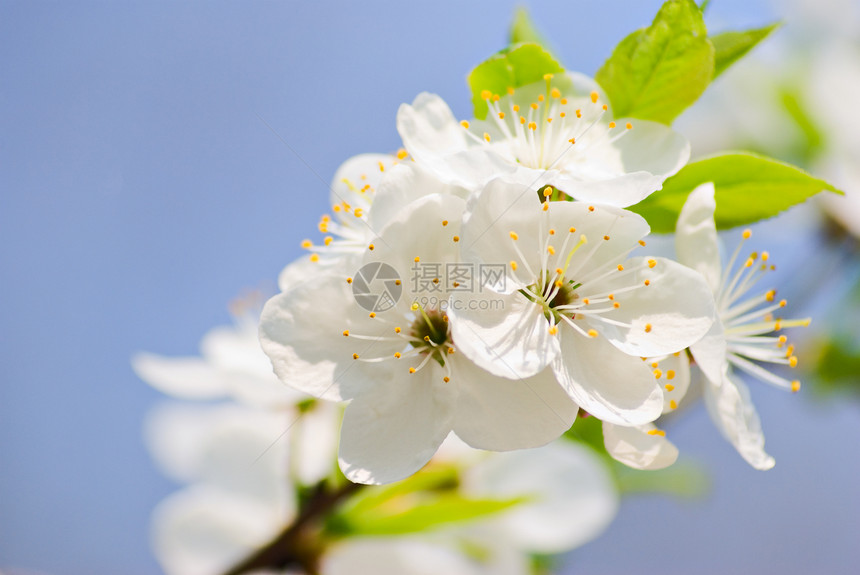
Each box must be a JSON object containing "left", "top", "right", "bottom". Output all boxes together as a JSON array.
[
  {"left": 260, "top": 73, "right": 736, "bottom": 484},
  {"left": 137, "top": 300, "right": 618, "bottom": 575}
]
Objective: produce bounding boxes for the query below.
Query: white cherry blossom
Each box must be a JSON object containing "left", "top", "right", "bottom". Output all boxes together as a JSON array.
[
  {"left": 449, "top": 177, "right": 714, "bottom": 426},
  {"left": 260, "top": 191, "right": 579, "bottom": 484},
  {"left": 397, "top": 72, "right": 689, "bottom": 207},
  {"left": 676, "top": 183, "right": 810, "bottom": 470}
]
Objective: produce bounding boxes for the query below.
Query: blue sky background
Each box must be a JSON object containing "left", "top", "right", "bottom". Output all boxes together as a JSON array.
[{"left": 1, "top": 1, "right": 858, "bottom": 574}]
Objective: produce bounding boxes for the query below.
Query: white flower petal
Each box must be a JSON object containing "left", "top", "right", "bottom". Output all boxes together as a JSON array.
[
  {"left": 553, "top": 171, "right": 665, "bottom": 208},
  {"left": 703, "top": 368, "right": 775, "bottom": 470},
  {"left": 690, "top": 316, "right": 728, "bottom": 384},
  {"left": 369, "top": 162, "right": 469, "bottom": 231},
  {"left": 133, "top": 353, "right": 230, "bottom": 399},
  {"left": 586, "top": 256, "right": 715, "bottom": 357},
  {"left": 463, "top": 441, "right": 618, "bottom": 553},
  {"left": 449, "top": 289, "right": 560, "bottom": 379},
  {"left": 397, "top": 93, "right": 469, "bottom": 172},
  {"left": 329, "top": 153, "right": 395, "bottom": 209},
  {"left": 602, "top": 421, "right": 679, "bottom": 470},
  {"left": 338, "top": 366, "right": 456, "bottom": 484},
  {"left": 675, "top": 182, "right": 722, "bottom": 292},
  {"left": 323, "top": 538, "right": 485, "bottom": 575},
  {"left": 451, "top": 359, "right": 577, "bottom": 451},
  {"left": 259, "top": 275, "right": 371, "bottom": 401},
  {"left": 552, "top": 329, "right": 663, "bottom": 425}
]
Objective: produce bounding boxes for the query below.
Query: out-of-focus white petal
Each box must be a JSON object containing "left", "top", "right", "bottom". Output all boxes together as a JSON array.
[
  {"left": 602, "top": 421, "right": 679, "bottom": 470},
  {"left": 690, "top": 316, "right": 728, "bottom": 385},
  {"left": 451, "top": 359, "right": 577, "bottom": 451},
  {"left": 323, "top": 538, "right": 487, "bottom": 575},
  {"left": 656, "top": 351, "right": 691, "bottom": 414},
  {"left": 676, "top": 182, "right": 722, "bottom": 292},
  {"left": 152, "top": 485, "right": 287, "bottom": 575},
  {"left": 133, "top": 353, "right": 230, "bottom": 399},
  {"left": 338, "top": 367, "right": 456, "bottom": 485},
  {"left": 463, "top": 441, "right": 619, "bottom": 553},
  {"left": 552, "top": 330, "right": 663, "bottom": 426},
  {"left": 449, "top": 289, "right": 560, "bottom": 379},
  {"left": 703, "top": 369, "right": 775, "bottom": 470}
]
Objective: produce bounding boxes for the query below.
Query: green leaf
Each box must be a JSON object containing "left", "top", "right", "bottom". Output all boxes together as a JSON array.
[
  {"left": 509, "top": 7, "right": 550, "bottom": 49},
  {"left": 595, "top": 0, "right": 714, "bottom": 124},
  {"left": 629, "top": 152, "right": 844, "bottom": 233},
  {"left": 468, "top": 42, "right": 564, "bottom": 120},
  {"left": 615, "top": 461, "right": 710, "bottom": 499},
  {"left": 329, "top": 493, "right": 525, "bottom": 536},
  {"left": 711, "top": 23, "right": 780, "bottom": 79},
  {"left": 334, "top": 465, "right": 458, "bottom": 519}
]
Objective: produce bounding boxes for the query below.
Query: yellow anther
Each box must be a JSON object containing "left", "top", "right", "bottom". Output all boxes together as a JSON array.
[
  {"left": 644, "top": 279, "right": 651, "bottom": 286},
  {"left": 766, "top": 290, "right": 776, "bottom": 302},
  {"left": 648, "top": 259, "right": 657, "bottom": 269},
  {"left": 626, "top": 123, "right": 633, "bottom": 130},
  {"left": 617, "top": 264, "right": 625, "bottom": 271},
  {"left": 510, "top": 231, "right": 519, "bottom": 240},
  {"left": 774, "top": 320, "right": 782, "bottom": 332},
  {"left": 547, "top": 118, "right": 553, "bottom": 124},
  {"left": 510, "top": 260, "right": 518, "bottom": 271},
  {"left": 333, "top": 204, "right": 341, "bottom": 212},
  {"left": 647, "top": 429, "right": 666, "bottom": 437},
  {"left": 480, "top": 89, "right": 492, "bottom": 100},
  {"left": 507, "top": 86, "right": 515, "bottom": 95},
  {"left": 369, "top": 312, "right": 376, "bottom": 318},
  {"left": 555, "top": 280, "right": 563, "bottom": 288},
  {"left": 301, "top": 239, "right": 312, "bottom": 249},
  {"left": 513, "top": 104, "right": 520, "bottom": 112},
  {"left": 547, "top": 245, "right": 555, "bottom": 255},
  {"left": 744, "top": 258, "right": 754, "bottom": 268},
  {"left": 538, "top": 94, "right": 545, "bottom": 102},
  {"left": 352, "top": 353, "right": 360, "bottom": 360},
  {"left": 555, "top": 267, "right": 564, "bottom": 275},
  {"left": 603, "top": 235, "right": 610, "bottom": 241},
  {"left": 528, "top": 121, "right": 537, "bottom": 130},
  {"left": 542, "top": 201, "right": 549, "bottom": 211},
  {"left": 791, "top": 380, "right": 801, "bottom": 393},
  {"left": 543, "top": 73, "right": 554, "bottom": 80},
  {"left": 498, "top": 112, "right": 505, "bottom": 119},
  {"left": 530, "top": 102, "right": 539, "bottom": 110},
  {"left": 492, "top": 94, "right": 500, "bottom": 102},
  {"left": 353, "top": 209, "right": 363, "bottom": 218},
  {"left": 608, "top": 294, "right": 615, "bottom": 300},
  {"left": 549, "top": 229, "right": 556, "bottom": 235},
  {"left": 483, "top": 132, "right": 491, "bottom": 142},
  {"left": 414, "top": 256, "right": 420, "bottom": 263},
  {"left": 395, "top": 280, "right": 401, "bottom": 285},
  {"left": 651, "top": 361, "right": 659, "bottom": 368},
  {"left": 452, "top": 281, "right": 460, "bottom": 287},
  {"left": 442, "top": 220, "right": 448, "bottom": 226},
  {"left": 569, "top": 227, "right": 576, "bottom": 233},
  {"left": 443, "top": 376, "right": 450, "bottom": 382},
  {"left": 424, "top": 335, "right": 431, "bottom": 342},
  {"left": 588, "top": 329, "right": 599, "bottom": 338},
  {"left": 432, "top": 277, "right": 440, "bottom": 284},
  {"left": 447, "top": 347, "right": 455, "bottom": 354},
  {"left": 378, "top": 162, "right": 385, "bottom": 172},
  {"left": 409, "top": 367, "right": 416, "bottom": 374},
  {"left": 613, "top": 302, "right": 620, "bottom": 308},
  {"left": 309, "top": 254, "right": 320, "bottom": 262},
  {"left": 460, "top": 120, "right": 470, "bottom": 129},
  {"left": 638, "top": 240, "right": 646, "bottom": 247},
  {"left": 561, "top": 98, "right": 568, "bottom": 105},
  {"left": 548, "top": 325, "right": 558, "bottom": 335},
  {"left": 582, "top": 298, "right": 590, "bottom": 305},
  {"left": 318, "top": 222, "right": 329, "bottom": 233},
  {"left": 543, "top": 186, "right": 553, "bottom": 197},
  {"left": 520, "top": 116, "right": 527, "bottom": 125},
  {"left": 411, "top": 302, "right": 419, "bottom": 310},
  {"left": 789, "top": 356, "right": 798, "bottom": 368},
  {"left": 453, "top": 235, "right": 460, "bottom": 242},
  {"left": 324, "top": 236, "right": 334, "bottom": 246},
  {"left": 667, "top": 370, "right": 676, "bottom": 380},
  {"left": 551, "top": 87, "right": 561, "bottom": 99},
  {"left": 669, "top": 400, "right": 678, "bottom": 409},
  {"left": 560, "top": 112, "right": 566, "bottom": 118},
  {"left": 368, "top": 243, "right": 375, "bottom": 251},
  {"left": 779, "top": 299, "right": 787, "bottom": 307},
  {"left": 602, "top": 104, "right": 608, "bottom": 110},
  {"left": 568, "top": 138, "right": 576, "bottom": 144},
  {"left": 346, "top": 277, "right": 353, "bottom": 284},
  {"left": 588, "top": 205, "right": 595, "bottom": 212},
  {"left": 743, "top": 229, "right": 752, "bottom": 239},
  {"left": 394, "top": 352, "right": 401, "bottom": 359},
  {"left": 645, "top": 323, "right": 653, "bottom": 333},
  {"left": 590, "top": 91, "right": 599, "bottom": 103},
  {"left": 342, "top": 330, "right": 349, "bottom": 337},
  {"left": 397, "top": 148, "right": 408, "bottom": 159},
  {"left": 608, "top": 122, "right": 616, "bottom": 129},
  {"left": 394, "top": 327, "right": 402, "bottom": 333},
  {"left": 665, "top": 384, "right": 675, "bottom": 392},
  {"left": 653, "top": 369, "right": 662, "bottom": 379},
  {"left": 778, "top": 335, "right": 787, "bottom": 346},
  {"left": 761, "top": 251, "right": 770, "bottom": 262}
]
